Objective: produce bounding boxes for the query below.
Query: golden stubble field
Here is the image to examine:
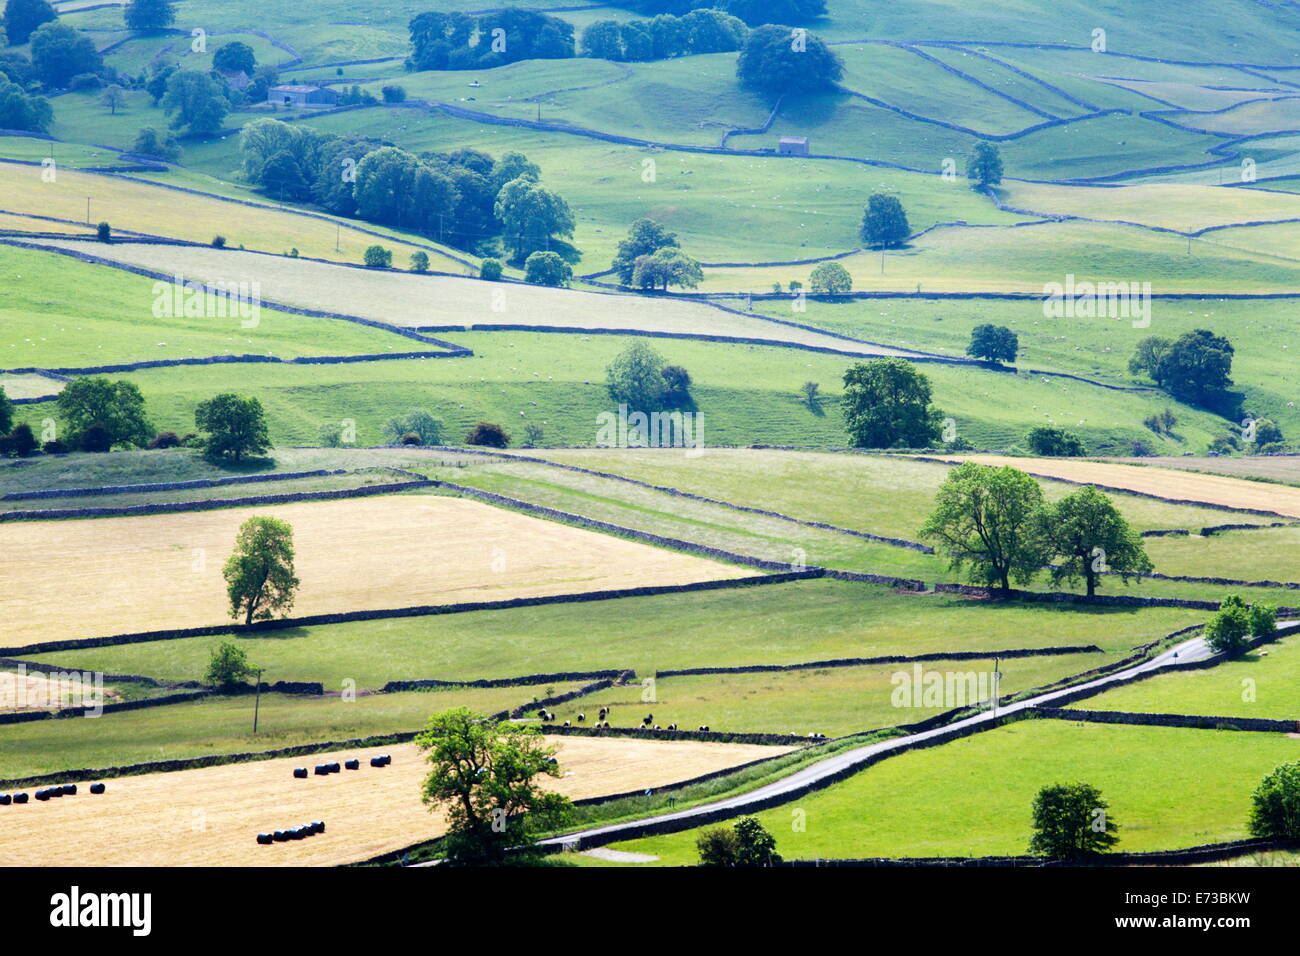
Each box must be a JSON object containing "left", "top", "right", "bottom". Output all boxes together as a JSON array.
[
  {"left": 932, "top": 454, "right": 1300, "bottom": 518},
  {"left": 0, "top": 494, "right": 748, "bottom": 644},
  {"left": 0, "top": 736, "right": 790, "bottom": 866}
]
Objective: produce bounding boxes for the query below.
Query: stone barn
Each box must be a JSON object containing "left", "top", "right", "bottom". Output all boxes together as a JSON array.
[
  {"left": 267, "top": 85, "right": 340, "bottom": 108},
  {"left": 778, "top": 136, "right": 810, "bottom": 156}
]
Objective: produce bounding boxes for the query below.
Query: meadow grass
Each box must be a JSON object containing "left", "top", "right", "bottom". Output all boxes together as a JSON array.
[
  {"left": 1078, "top": 631, "right": 1300, "bottom": 720},
  {"left": 13, "top": 578, "right": 1204, "bottom": 687},
  {"left": 544, "top": 651, "right": 1109, "bottom": 737},
  {"left": 593, "top": 720, "right": 1300, "bottom": 863},
  {"left": 0, "top": 683, "right": 580, "bottom": 781},
  {"left": 0, "top": 244, "right": 431, "bottom": 368}
]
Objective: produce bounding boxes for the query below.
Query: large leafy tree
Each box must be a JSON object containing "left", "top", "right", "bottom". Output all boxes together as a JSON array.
[
  {"left": 3, "top": 0, "right": 55, "bottom": 46},
  {"left": 606, "top": 339, "right": 666, "bottom": 411},
  {"left": 212, "top": 40, "right": 255, "bottom": 75},
  {"left": 162, "top": 69, "right": 229, "bottom": 136},
  {"left": 124, "top": 0, "right": 174, "bottom": 34},
  {"left": 30, "top": 21, "right": 103, "bottom": 87},
  {"left": 416, "top": 708, "right": 572, "bottom": 865},
  {"left": 860, "top": 193, "right": 910, "bottom": 249},
  {"left": 611, "top": 218, "right": 679, "bottom": 285},
  {"left": 1040, "top": 485, "right": 1152, "bottom": 596},
  {"left": 194, "top": 393, "right": 271, "bottom": 461},
  {"left": 736, "top": 24, "right": 842, "bottom": 96},
  {"left": 1130, "top": 329, "right": 1234, "bottom": 407},
  {"left": 631, "top": 246, "right": 702, "bottom": 291},
  {"left": 55, "top": 376, "right": 151, "bottom": 449},
  {"left": 0, "top": 73, "right": 52, "bottom": 132},
  {"left": 841, "top": 358, "right": 944, "bottom": 449},
  {"left": 523, "top": 249, "right": 573, "bottom": 287},
  {"left": 967, "top": 140, "right": 1003, "bottom": 187},
  {"left": 494, "top": 177, "right": 575, "bottom": 262},
  {"left": 1028, "top": 782, "right": 1120, "bottom": 859},
  {"left": 223, "top": 516, "right": 299, "bottom": 625},
  {"left": 920, "top": 462, "right": 1048, "bottom": 593},
  {"left": 809, "top": 260, "right": 852, "bottom": 295},
  {"left": 966, "top": 323, "right": 1018, "bottom": 364}
]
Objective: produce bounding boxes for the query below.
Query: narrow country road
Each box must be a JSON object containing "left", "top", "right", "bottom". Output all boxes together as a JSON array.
[{"left": 535, "top": 623, "right": 1295, "bottom": 852}]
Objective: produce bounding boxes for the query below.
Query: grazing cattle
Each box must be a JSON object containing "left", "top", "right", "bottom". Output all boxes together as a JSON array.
[
  {"left": 563, "top": 720, "right": 571, "bottom": 727},
  {"left": 667, "top": 723, "right": 677, "bottom": 731},
  {"left": 698, "top": 725, "right": 710, "bottom": 732},
  {"left": 598, "top": 707, "right": 608, "bottom": 720},
  {"left": 577, "top": 713, "right": 585, "bottom": 722},
  {"left": 642, "top": 714, "right": 653, "bottom": 725}
]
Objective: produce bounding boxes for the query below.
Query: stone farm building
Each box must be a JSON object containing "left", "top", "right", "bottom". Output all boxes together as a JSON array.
[
  {"left": 778, "top": 137, "right": 810, "bottom": 156},
  {"left": 267, "top": 85, "right": 340, "bottom": 108}
]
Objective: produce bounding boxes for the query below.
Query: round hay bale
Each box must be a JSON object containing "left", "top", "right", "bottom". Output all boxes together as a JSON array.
[
  {"left": 0, "top": 794, "right": 11, "bottom": 806},
  {"left": 369, "top": 756, "right": 385, "bottom": 767},
  {"left": 293, "top": 768, "right": 308, "bottom": 779},
  {"left": 35, "top": 789, "right": 50, "bottom": 801},
  {"left": 61, "top": 784, "right": 76, "bottom": 795},
  {"left": 256, "top": 833, "right": 273, "bottom": 845},
  {"left": 314, "top": 765, "right": 329, "bottom": 776},
  {"left": 316, "top": 820, "right": 326, "bottom": 833},
  {"left": 89, "top": 782, "right": 106, "bottom": 794},
  {"left": 13, "top": 793, "right": 28, "bottom": 804},
  {"left": 48, "top": 787, "right": 63, "bottom": 798},
  {"left": 273, "top": 830, "right": 288, "bottom": 842},
  {"left": 344, "top": 759, "right": 359, "bottom": 770}
]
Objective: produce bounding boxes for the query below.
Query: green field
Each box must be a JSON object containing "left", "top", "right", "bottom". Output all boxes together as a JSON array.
[
  {"left": 12, "top": 578, "right": 1202, "bottom": 688},
  {"left": 592, "top": 721, "right": 1300, "bottom": 863},
  {"left": 0, "top": 683, "right": 577, "bottom": 782},
  {"left": 1078, "top": 631, "right": 1300, "bottom": 720}
]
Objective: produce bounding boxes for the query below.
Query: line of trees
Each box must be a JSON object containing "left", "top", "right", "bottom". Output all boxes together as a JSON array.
[
  {"left": 610, "top": 218, "right": 703, "bottom": 290},
  {"left": 240, "top": 118, "right": 576, "bottom": 260},
  {"left": 619, "top": 0, "right": 826, "bottom": 27},
  {"left": 407, "top": 10, "right": 575, "bottom": 71},
  {"left": 581, "top": 9, "right": 747, "bottom": 62}
]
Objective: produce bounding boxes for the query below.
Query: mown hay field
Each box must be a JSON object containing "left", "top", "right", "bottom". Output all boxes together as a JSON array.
[
  {"left": 0, "top": 493, "right": 749, "bottom": 644},
  {"left": 0, "top": 373, "right": 63, "bottom": 399},
  {"left": 936, "top": 455, "right": 1300, "bottom": 518},
  {"left": 0, "top": 737, "right": 790, "bottom": 866},
  {"left": 0, "top": 165, "right": 467, "bottom": 268},
  {"left": 1000, "top": 180, "right": 1300, "bottom": 234},
  {"left": 28, "top": 239, "right": 910, "bottom": 356}
]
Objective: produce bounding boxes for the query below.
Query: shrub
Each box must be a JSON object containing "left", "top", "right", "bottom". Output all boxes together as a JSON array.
[
  {"left": 212, "top": 235, "right": 226, "bottom": 248},
  {"left": 522, "top": 423, "right": 544, "bottom": 447},
  {"left": 409, "top": 250, "right": 430, "bottom": 273},
  {"left": 318, "top": 422, "right": 344, "bottom": 447},
  {"left": 384, "top": 409, "right": 443, "bottom": 446},
  {"left": 801, "top": 381, "right": 820, "bottom": 406},
  {"left": 1247, "top": 603, "right": 1277, "bottom": 640},
  {"left": 148, "top": 430, "right": 181, "bottom": 449},
  {"left": 661, "top": 364, "right": 692, "bottom": 404},
  {"left": 733, "top": 817, "right": 781, "bottom": 866},
  {"left": 480, "top": 258, "right": 503, "bottom": 281},
  {"left": 96, "top": 221, "right": 112, "bottom": 242},
  {"left": 465, "top": 422, "right": 511, "bottom": 448},
  {"left": 363, "top": 244, "right": 392, "bottom": 268},
  {"left": 696, "top": 827, "right": 739, "bottom": 866},
  {"left": 381, "top": 84, "right": 407, "bottom": 103},
  {"left": 204, "top": 640, "right": 256, "bottom": 690},
  {"left": 1205, "top": 595, "right": 1252, "bottom": 656},
  {"left": 400, "top": 432, "right": 421, "bottom": 445},
  {"left": 1024, "top": 426, "right": 1086, "bottom": 457},
  {"left": 79, "top": 423, "right": 112, "bottom": 453},
  {"left": 1249, "top": 762, "right": 1300, "bottom": 840},
  {"left": 2, "top": 423, "right": 38, "bottom": 457},
  {"left": 42, "top": 439, "right": 69, "bottom": 455}
]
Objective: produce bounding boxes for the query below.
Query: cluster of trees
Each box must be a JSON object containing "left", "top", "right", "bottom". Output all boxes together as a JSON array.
[
  {"left": 736, "top": 24, "right": 842, "bottom": 96},
  {"left": 239, "top": 119, "right": 575, "bottom": 260},
  {"left": 1204, "top": 593, "right": 1276, "bottom": 656},
  {"left": 407, "top": 10, "right": 574, "bottom": 71},
  {"left": 621, "top": 0, "right": 826, "bottom": 27},
  {"left": 1024, "top": 425, "right": 1086, "bottom": 457},
  {"left": 610, "top": 218, "right": 702, "bottom": 290},
  {"left": 606, "top": 340, "right": 693, "bottom": 411},
  {"left": 1129, "top": 329, "right": 1235, "bottom": 410},
  {"left": 581, "top": 9, "right": 747, "bottom": 62},
  {"left": 697, "top": 816, "right": 781, "bottom": 866},
  {"left": 0, "top": 385, "right": 42, "bottom": 457},
  {"left": 921, "top": 463, "right": 1152, "bottom": 595}
]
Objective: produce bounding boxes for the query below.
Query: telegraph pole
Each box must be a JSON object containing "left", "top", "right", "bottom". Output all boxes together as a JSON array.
[{"left": 253, "top": 668, "right": 264, "bottom": 733}]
